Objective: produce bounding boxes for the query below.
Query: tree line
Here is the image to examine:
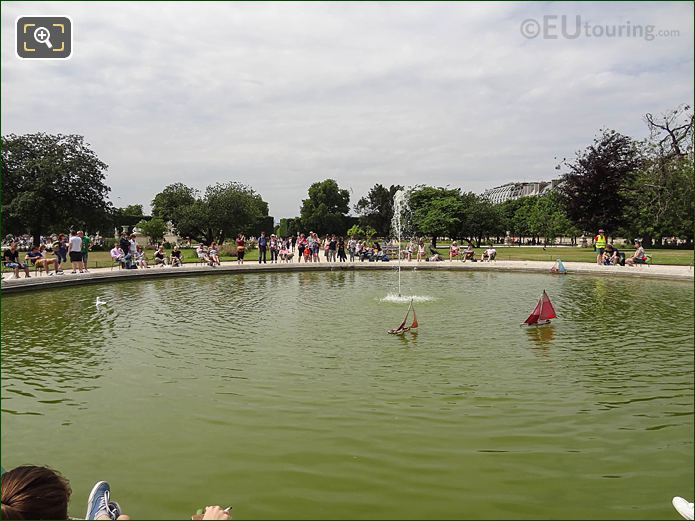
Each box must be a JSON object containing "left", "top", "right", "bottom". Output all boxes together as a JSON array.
[{"left": 2, "top": 105, "right": 691, "bottom": 248}]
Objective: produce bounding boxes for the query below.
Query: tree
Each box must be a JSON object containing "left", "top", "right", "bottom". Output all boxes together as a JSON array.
[
  {"left": 644, "top": 104, "right": 693, "bottom": 158},
  {"left": 151, "top": 183, "right": 197, "bottom": 223},
  {"left": 136, "top": 217, "right": 167, "bottom": 244},
  {"left": 110, "top": 204, "right": 146, "bottom": 234},
  {"left": 299, "top": 179, "right": 350, "bottom": 236},
  {"left": 527, "top": 192, "right": 573, "bottom": 244},
  {"left": 510, "top": 198, "right": 533, "bottom": 241},
  {"left": 460, "top": 193, "right": 504, "bottom": 246},
  {"left": 354, "top": 184, "right": 403, "bottom": 237},
  {"left": 204, "top": 182, "right": 269, "bottom": 241},
  {"left": 498, "top": 197, "right": 527, "bottom": 237},
  {"left": 409, "top": 186, "right": 464, "bottom": 245},
  {"left": 277, "top": 217, "right": 301, "bottom": 238},
  {"left": 150, "top": 182, "right": 270, "bottom": 243},
  {"left": 2, "top": 133, "right": 112, "bottom": 245},
  {"left": 121, "top": 204, "right": 143, "bottom": 217},
  {"left": 623, "top": 106, "right": 694, "bottom": 246},
  {"left": 557, "top": 129, "right": 643, "bottom": 235},
  {"left": 346, "top": 224, "right": 377, "bottom": 240},
  {"left": 346, "top": 224, "right": 364, "bottom": 238}
]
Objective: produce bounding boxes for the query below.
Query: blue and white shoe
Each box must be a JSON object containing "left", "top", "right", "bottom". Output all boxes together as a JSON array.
[{"left": 86, "top": 481, "right": 122, "bottom": 520}]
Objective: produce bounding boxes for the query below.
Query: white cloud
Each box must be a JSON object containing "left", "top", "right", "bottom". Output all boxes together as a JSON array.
[{"left": 2, "top": 1, "right": 693, "bottom": 219}]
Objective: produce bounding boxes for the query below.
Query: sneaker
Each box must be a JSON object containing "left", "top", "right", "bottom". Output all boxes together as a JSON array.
[
  {"left": 86, "top": 481, "right": 121, "bottom": 520},
  {"left": 107, "top": 501, "right": 122, "bottom": 520},
  {"left": 673, "top": 497, "right": 694, "bottom": 520}
]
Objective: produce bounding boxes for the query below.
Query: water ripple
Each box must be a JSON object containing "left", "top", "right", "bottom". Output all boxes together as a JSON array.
[{"left": 1, "top": 271, "right": 692, "bottom": 519}]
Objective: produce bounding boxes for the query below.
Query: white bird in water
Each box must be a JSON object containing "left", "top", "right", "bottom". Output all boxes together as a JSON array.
[{"left": 95, "top": 297, "right": 107, "bottom": 307}]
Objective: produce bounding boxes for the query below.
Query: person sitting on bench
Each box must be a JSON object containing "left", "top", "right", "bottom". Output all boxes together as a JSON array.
[
  {"left": 3, "top": 242, "right": 30, "bottom": 278},
  {"left": 154, "top": 246, "right": 168, "bottom": 267},
  {"left": 481, "top": 247, "right": 496, "bottom": 261},
  {"left": 449, "top": 242, "right": 460, "bottom": 261},
  {"left": 625, "top": 240, "right": 648, "bottom": 266},
  {"left": 170, "top": 245, "right": 183, "bottom": 267},
  {"left": 463, "top": 243, "right": 475, "bottom": 262},
  {"left": 25, "top": 245, "right": 60, "bottom": 274}
]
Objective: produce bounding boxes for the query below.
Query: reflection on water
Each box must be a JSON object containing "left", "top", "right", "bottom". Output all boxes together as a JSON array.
[
  {"left": 525, "top": 324, "right": 556, "bottom": 351},
  {"left": 1, "top": 271, "right": 693, "bottom": 519}
]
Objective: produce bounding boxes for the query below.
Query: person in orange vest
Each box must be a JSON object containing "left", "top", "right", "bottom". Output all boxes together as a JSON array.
[{"left": 594, "top": 228, "right": 607, "bottom": 265}]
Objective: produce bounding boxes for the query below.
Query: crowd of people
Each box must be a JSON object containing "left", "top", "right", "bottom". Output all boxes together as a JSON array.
[
  {"left": 2, "top": 227, "right": 654, "bottom": 278},
  {"left": 238, "top": 232, "right": 494, "bottom": 265},
  {"left": 1, "top": 230, "right": 93, "bottom": 278},
  {"left": 594, "top": 229, "right": 649, "bottom": 267}
]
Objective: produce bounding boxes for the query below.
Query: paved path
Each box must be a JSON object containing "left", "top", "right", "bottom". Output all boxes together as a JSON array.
[{"left": 2, "top": 259, "right": 692, "bottom": 293}]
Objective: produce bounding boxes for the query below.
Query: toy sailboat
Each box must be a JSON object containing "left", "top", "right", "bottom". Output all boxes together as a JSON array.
[
  {"left": 387, "top": 300, "right": 419, "bottom": 334},
  {"left": 550, "top": 259, "right": 567, "bottom": 274},
  {"left": 522, "top": 290, "right": 557, "bottom": 326}
]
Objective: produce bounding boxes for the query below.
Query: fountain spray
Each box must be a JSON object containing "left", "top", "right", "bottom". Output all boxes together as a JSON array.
[{"left": 391, "top": 189, "right": 410, "bottom": 297}]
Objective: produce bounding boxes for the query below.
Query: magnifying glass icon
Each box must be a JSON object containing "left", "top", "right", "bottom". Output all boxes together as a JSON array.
[{"left": 33, "top": 26, "right": 53, "bottom": 49}]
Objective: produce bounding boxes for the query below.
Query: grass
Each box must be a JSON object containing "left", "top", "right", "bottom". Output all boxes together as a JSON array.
[
  {"left": 430, "top": 246, "right": 694, "bottom": 266},
  {"left": 4, "top": 245, "right": 691, "bottom": 272}
]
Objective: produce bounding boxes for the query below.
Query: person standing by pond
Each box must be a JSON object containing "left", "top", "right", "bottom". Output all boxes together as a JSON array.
[
  {"left": 297, "top": 233, "right": 306, "bottom": 263},
  {"left": 68, "top": 230, "right": 84, "bottom": 273},
  {"left": 119, "top": 233, "right": 132, "bottom": 269},
  {"left": 258, "top": 231, "right": 268, "bottom": 264},
  {"left": 81, "top": 231, "right": 92, "bottom": 272},
  {"left": 311, "top": 232, "right": 320, "bottom": 262},
  {"left": 329, "top": 235, "right": 337, "bottom": 262},
  {"left": 54, "top": 233, "right": 68, "bottom": 266},
  {"left": 236, "top": 234, "right": 246, "bottom": 264},
  {"left": 337, "top": 236, "right": 346, "bottom": 262},
  {"left": 269, "top": 234, "right": 279, "bottom": 263},
  {"left": 594, "top": 228, "right": 607, "bottom": 266},
  {"left": 348, "top": 237, "right": 356, "bottom": 262}
]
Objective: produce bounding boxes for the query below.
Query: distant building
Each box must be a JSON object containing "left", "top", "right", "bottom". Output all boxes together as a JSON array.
[{"left": 482, "top": 179, "right": 562, "bottom": 205}]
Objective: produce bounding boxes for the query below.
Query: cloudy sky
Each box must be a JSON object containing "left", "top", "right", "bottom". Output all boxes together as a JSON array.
[{"left": 2, "top": 2, "right": 693, "bottom": 219}]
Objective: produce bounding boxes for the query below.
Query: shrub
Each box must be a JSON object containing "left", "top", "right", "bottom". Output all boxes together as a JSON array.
[{"left": 220, "top": 244, "right": 237, "bottom": 258}]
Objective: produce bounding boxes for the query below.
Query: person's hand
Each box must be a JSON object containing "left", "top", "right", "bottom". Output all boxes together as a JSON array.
[{"left": 202, "top": 506, "right": 231, "bottom": 520}]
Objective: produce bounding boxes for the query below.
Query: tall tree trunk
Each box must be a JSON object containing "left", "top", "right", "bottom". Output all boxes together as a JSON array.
[{"left": 31, "top": 229, "right": 41, "bottom": 248}]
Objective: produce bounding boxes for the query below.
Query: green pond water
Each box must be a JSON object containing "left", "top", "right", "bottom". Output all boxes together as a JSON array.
[{"left": 1, "top": 270, "right": 693, "bottom": 519}]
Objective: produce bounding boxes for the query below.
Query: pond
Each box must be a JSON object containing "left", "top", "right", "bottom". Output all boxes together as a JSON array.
[{"left": 1, "top": 270, "right": 692, "bottom": 519}]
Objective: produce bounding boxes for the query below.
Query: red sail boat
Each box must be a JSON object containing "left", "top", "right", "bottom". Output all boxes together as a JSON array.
[
  {"left": 522, "top": 290, "right": 557, "bottom": 326},
  {"left": 387, "top": 300, "right": 419, "bottom": 334}
]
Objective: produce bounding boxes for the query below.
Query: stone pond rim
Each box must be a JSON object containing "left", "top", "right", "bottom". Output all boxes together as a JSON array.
[{"left": 1, "top": 260, "right": 692, "bottom": 294}]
